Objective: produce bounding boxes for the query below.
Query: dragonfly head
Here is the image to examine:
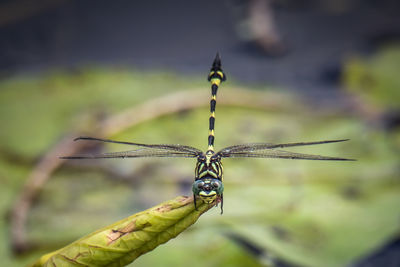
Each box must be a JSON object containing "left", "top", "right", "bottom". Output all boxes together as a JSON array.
[{"left": 192, "top": 178, "right": 224, "bottom": 204}]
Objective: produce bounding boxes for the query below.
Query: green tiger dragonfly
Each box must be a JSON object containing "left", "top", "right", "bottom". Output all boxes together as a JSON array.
[{"left": 61, "top": 54, "right": 354, "bottom": 214}]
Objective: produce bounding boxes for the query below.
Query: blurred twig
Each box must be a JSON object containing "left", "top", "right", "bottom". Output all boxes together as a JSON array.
[
  {"left": 100, "top": 88, "right": 298, "bottom": 136},
  {"left": 10, "top": 134, "right": 89, "bottom": 253}
]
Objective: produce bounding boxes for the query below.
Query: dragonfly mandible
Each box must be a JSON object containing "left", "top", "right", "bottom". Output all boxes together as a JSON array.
[{"left": 61, "top": 54, "right": 354, "bottom": 214}]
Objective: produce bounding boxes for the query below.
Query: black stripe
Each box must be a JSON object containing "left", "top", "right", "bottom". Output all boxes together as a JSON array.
[
  {"left": 210, "top": 99, "right": 216, "bottom": 112},
  {"left": 208, "top": 135, "right": 214, "bottom": 146},
  {"left": 212, "top": 84, "right": 218, "bottom": 95},
  {"left": 209, "top": 117, "right": 215, "bottom": 130}
]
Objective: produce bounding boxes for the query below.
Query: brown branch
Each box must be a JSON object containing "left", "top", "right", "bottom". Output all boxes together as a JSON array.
[
  {"left": 10, "top": 134, "right": 88, "bottom": 253},
  {"left": 101, "top": 88, "right": 298, "bottom": 136}
]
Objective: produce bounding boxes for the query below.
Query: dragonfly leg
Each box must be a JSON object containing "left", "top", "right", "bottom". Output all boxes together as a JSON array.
[
  {"left": 193, "top": 194, "right": 198, "bottom": 211},
  {"left": 220, "top": 194, "right": 224, "bottom": 215}
]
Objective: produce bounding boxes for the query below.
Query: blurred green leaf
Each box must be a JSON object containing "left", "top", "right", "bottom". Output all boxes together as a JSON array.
[{"left": 343, "top": 44, "right": 400, "bottom": 108}]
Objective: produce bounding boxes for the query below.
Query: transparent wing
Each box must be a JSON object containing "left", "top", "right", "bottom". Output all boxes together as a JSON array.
[
  {"left": 219, "top": 150, "right": 353, "bottom": 161},
  {"left": 216, "top": 139, "right": 355, "bottom": 161},
  {"left": 60, "top": 149, "right": 199, "bottom": 159},
  {"left": 60, "top": 136, "right": 202, "bottom": 159},
  {"left": 217, "top": 139, "right": 349, "bottom": 154}
]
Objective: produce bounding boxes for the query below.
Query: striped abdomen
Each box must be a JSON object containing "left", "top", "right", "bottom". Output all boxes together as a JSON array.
[{"left": 207, "top": 53, "right": 226, "bottom": 152}]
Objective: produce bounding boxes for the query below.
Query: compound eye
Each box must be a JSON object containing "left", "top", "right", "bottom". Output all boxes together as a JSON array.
[
  {"left": 197, "top": 181, "right": 205, "bottom": 189},
  {"left": 211, "top": 181, "right": 220, "bottom": 188}
]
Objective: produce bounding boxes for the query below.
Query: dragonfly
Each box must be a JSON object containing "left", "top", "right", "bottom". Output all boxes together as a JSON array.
[{"left": 61, "top": 53, "right": 354, "bottom": 214}]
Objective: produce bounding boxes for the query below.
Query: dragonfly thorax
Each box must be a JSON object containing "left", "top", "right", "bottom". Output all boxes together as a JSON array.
[{"left": 194, "top": 152, "right": 223, "bottom": 181}]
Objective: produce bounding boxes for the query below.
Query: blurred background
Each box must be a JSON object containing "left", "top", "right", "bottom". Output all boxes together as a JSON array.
[{"left": 1, "top": 0, "right": 399, "bottom": 266}]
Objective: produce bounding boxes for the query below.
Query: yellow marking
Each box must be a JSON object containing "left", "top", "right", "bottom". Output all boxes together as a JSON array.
[
  {"left": 199, "top": 171, "right": 207, "bottom": 178},
  {"left": 211, "top": 163, "right": 217, "bottom": 172},
  {"left": 208, "top": 145, "right": 214, "bottom": 151},
  {"left": 206, "top": 154, "right": 211, "bottom": 165},
  {"left": 210, "top": 112, "right": 215, "bottom": 118},
  {"left": 195, "top": 162, "right": 202, "bottom": 177},
  {"left": 217, "top": 71, "right": 224, "bottom": 79},
  {"left": 209, "top": 71, "right": 215, "bottom": 77},
  {"left": 219, "top": 163, "right": 224, "bottom": 181},
  {"left": 211, "top": 95, "right": 216, "bottom": 100},
  {"left": 208, "top": 129, "right": 215, "bottom": 136},
  {"left": 199, "top": 163, "right": 205, "bottom": 171},
  {"left": 199, "top": 192, "right": 217, "bottom": 203},
  {"left": 211, "top": 78, "right": 221, "bottom": 86},
  {"left": 208, "top": 170, "right": 218, "bottom": 178},
  {"left": 199, "top": 196, "right": 216, "bottom": 204},
  {"left": 199, "top": 191, "right": 216, "bottom": 197}
]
